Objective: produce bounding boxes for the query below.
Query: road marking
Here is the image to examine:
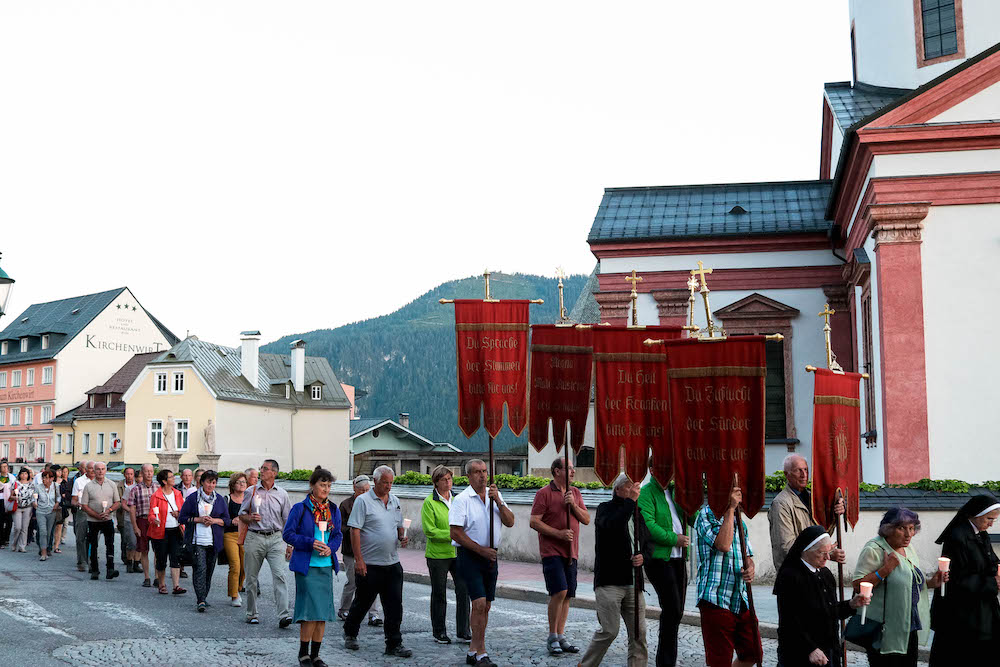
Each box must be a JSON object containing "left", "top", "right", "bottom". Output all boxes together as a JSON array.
[
  {"left": 0, "top": 597, "right": 75, "bottom": 639},
  {"left": 84, "top": 601, "right": 165, "bottom": 635}
]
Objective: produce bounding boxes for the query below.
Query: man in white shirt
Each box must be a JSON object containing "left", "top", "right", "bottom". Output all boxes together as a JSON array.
[
  {"left": 71, "top": 461, "right": 95, "bottom": 572},
  {"left": 449, "top": 459, "right": 515, "bottom": 667}
]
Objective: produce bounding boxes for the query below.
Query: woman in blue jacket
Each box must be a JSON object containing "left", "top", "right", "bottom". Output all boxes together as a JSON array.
[
  {"left": 178, "top": 470, "right": 231, "bottom": 612},
  {"left": 283, "top": 465, "right": 342, "bottom": 667}
]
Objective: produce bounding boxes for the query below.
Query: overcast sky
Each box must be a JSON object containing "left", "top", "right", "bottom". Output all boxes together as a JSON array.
[{"left": 0, "top": 1, "right": 850, "bottom": 345}]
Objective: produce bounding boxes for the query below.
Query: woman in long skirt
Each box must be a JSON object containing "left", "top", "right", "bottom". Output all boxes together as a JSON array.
[{"left": 283, "top": 466, "right": 342, "bottom": 667}]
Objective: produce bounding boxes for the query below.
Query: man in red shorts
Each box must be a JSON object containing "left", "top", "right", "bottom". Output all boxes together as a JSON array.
[{"left": 693, "top": 484, "right": 762, "bottom": 667}]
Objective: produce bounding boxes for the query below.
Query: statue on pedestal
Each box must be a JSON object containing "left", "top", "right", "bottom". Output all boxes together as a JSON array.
[
  {"left": 163, "top": 416, "right": 175, "bottom": 453},
  {"left": 203, "top": 420, "right": 216, "bottom": 454}
]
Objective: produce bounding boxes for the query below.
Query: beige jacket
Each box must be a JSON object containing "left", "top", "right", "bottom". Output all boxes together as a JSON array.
[{"left": 767, "top": 485, "right": 815, "bottom": 570}]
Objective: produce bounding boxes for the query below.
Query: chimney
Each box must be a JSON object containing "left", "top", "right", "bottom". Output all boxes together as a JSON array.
[
  {"left": 290, "top": 339, "right": 305, "bottom": 393},
  {"left": 240, "top": 331, "right": 261, "bottom": 387},
  {"left": 399, "top": 412, "right": 410, "bottom": 429}
]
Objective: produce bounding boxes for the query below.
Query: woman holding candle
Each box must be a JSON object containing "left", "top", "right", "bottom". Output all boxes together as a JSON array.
[
  {"left": 149, "top": 468, "right": 186, "bottom": 596},
  {"left": 282, "top": 466, "right": 342, "bottom": 667},
  {"left": 852, "top": 508, "right": 947, "bottom": 667},
  {"left": 179, "top": 470, "right": 231, "bottom": 612},
  {"left": 224, "top": 472, "right": 248, "bottom": 607},
  {"left": 928, "top": 494, "right": 1000, "bottom": 666},
  {"left": 774, "top": 525, "right": 869, "bottom": 666}
]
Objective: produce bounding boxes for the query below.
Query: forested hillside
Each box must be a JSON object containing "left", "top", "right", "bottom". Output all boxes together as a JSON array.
[{"left": 263, "top": 273, "right": 589, "bottom": 452}]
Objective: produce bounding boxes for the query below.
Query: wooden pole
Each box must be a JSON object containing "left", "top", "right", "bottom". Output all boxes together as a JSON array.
[
  {"left": 735, "top": 503, "right": 762, "bottom": 667},
  {"left": 633, "top": 499, "right": 642, "bottom": 637},
  {"left": 564, "top": 443, "right": 571, "bottom": 535},
  {"left": 835, "top": 489, "right": 847, "bottom": 667},
  {"left": 489, "top": 433, "right": 495, "bottom": 549}
]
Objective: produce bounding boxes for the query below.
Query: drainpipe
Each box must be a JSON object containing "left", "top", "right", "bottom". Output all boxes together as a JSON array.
[{"left": 289, "top": 407, "right": 298, "bottom": 472}]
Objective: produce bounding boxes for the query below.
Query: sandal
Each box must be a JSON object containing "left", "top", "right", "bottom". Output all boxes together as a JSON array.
[
  {"left": 172, "top": 586, "right": 187, "bottom": 595},
  {"left": 53, "top": 548, "right": 61, "bottom": 554},
  {"left": 158, "top": 586, "right": 168, "bottom": 594}
]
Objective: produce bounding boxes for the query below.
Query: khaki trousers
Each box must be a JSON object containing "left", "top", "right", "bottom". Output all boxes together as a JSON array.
[
  {"left": 579, "top": 584, "right": 648, "bottom": 667},
  {"left": 242, "top": 530, "right": 289, "bottom": 621}
]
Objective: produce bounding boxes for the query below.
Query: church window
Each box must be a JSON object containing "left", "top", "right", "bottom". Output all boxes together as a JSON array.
[
  {"left": 764, "top": 340, "right": 786, "bottom": 440},
  {"left": 921, "top": 0, "right": 958, "bottom": 59}
]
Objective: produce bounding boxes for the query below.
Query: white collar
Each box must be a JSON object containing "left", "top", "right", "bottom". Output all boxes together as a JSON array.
[
  {"left": 801, "top": 558, "right": 819, "bottom": 573},
  {"left": 969, "top": 519, "right": 981, "bottom": 534}
]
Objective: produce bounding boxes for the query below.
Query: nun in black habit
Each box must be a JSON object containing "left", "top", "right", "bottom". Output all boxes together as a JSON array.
[
  {"left": 929, "top": 494, "right": 1000, "bottom": 666},
  {"left": 774, "top": 525, "right": 869, "bottom": 666}
]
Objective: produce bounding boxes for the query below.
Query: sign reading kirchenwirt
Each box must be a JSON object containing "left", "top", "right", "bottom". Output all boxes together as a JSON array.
[{"left": 664, "top": 337, "right": 768, "bottom": 519}]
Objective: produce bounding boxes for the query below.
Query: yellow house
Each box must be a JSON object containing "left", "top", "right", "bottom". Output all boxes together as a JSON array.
[
  {"left": 51, "top": 351, "right": 161, "bottom": 468},
  {"left": 121, "top": 333, "right": 351, "bottom": 479}
]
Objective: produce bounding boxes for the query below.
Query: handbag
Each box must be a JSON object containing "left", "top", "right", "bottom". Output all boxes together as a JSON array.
[
  {"left": 237, "top": 487, "right": 255, "bottom": 546},
  {"left": 844, "top": 569, "right": 889, "bottom": 650}
]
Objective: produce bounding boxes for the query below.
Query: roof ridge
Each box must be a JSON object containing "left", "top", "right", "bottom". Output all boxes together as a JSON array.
[{"left": 604, "top": 179, "right": 832, "bottom": 193}]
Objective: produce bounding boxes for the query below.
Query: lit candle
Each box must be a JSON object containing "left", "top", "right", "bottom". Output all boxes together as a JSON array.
[
  {"left": 318, "top": 520, "right": 328, "bottom": 542},
  {"left": 859, "top": 581, "right": 873, "bottom": 624},
  {"left": 253, "top": 495, "right": 261, "bottom": 511},
  {"left": 402, "top": 518, "right": 412, "bottom": 538},
  {"left": 153, "top": 506, "right": 160, "bottom": 520},
  {"left": 938, "top": 557, "right": 950, "bottom": 596},
  {"left": 102, "top": 500, "right": 109, "bottom": 512}
]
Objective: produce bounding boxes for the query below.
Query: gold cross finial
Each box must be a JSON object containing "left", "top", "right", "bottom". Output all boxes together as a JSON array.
[
  {"left": 483, "top": 269, "right": 493, "bottom": 301},
  {"left": 625, "top": 269, "right": 643, "bottom": 292},
  {"left": 818, "top": 303, "right": 836, "bottom": 326},
  {"left": 625, "top": 270, "right": 642, "bottom": 327},
  {"left": 556, "top": 266, "right": 566, "bottom": 283},
  {"left": 690, "top": 261, "right": 713, "bottom": 289},
  {"left": 556, "top": 267, "right": 568, "bottom": 321}
]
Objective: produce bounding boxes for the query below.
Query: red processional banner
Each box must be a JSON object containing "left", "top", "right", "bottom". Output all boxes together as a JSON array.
[
  {"left": 593, "top": 326, "right": 683, "bottom": 485},
  {"left": 810, "top": 368, "right": 863, "bottom": 530},
  {"left": 527, "top": 325, "right": 594, "bottom": 454},
  {"left": 664, "top": 337, "right": 767, "bottom": 519},
  {"left": 453, "top": 300, "right": 530, "bottom": 438}
]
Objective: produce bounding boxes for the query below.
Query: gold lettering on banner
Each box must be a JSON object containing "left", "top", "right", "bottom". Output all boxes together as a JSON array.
[
  {"left": 616, "top": 369, "right": 657, "bottom": 385},
  {"left": 814, "top": 395, "right": 860, "bottom": 407},
  {"left": 830, "top": 416, "right": 849, "bottom": 473},
  {"left": 548, "top": 358, "right": 574, "bottom": 370},
  {"left": 465, "top": 335, "right": 520, "bottom": 350},
  {"left": 683, "top": 384, "right": 752, "bottom": 403},
  {"left": 668, "top": 366, "right": 766, "bottom": 379},
  {"left": 685, "top": 447, "right": 752, "bottom": 462}
]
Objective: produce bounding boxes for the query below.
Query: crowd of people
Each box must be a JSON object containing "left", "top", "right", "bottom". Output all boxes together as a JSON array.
[{"left": 0, "top": 453, "right": 997, "bottom": 667}]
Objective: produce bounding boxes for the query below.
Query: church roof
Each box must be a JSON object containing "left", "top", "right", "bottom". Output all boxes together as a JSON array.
[
  {"left": 567, "top": 265, "right": 601, "bottom": 324},
  {"left": 824, "top": 81, "right": 913, "bottom": 130},
  {"left": 588, "top": 179, "right": 833, "bottom": 243}
]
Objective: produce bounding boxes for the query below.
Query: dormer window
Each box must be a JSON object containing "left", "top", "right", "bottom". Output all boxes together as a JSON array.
[
  {"left": 0, "top": 341, "right": 6, "bottom": 355},
  {"left": 311, "top": 385, "right": 322, "bottom": 400},
  {"left": 285, "top": 385, "right": 290, "bottom": 400},
  {"left": 41, "top": 334, "right": 49, "bottom": 350},
  {"left": 89, "top": 395, "right": 95, "bottom": 409},
  {"left": 106, "top": 394, "right": 112, "bottom": 408},
  {"left": 20, "top": 338, "right": 28, "bottom": 352}
]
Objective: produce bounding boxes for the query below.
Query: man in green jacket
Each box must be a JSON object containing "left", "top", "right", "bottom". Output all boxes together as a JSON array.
[
  {"left": 420, "top": 465, "right": 470, "bottom": 644},
  {"left": 638, "top": 476, "right": 689, "bottom": 667}
]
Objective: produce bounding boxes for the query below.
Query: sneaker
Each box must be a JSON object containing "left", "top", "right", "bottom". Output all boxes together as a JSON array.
[
  {"left": 279, "top": 617, "right": 293, "bottom": 629},
  {"left": 142, "top": 579, "right": 152, "bottom": 588},
  {"left": 433, "top": 633, "right": 452, "bottom": 644},
  {"left": 458, "top": 632, "right": 472, "bottom": 642},
  {"left": 106, "top": 569, "right": 119, "bottom": 580},
  {"left": 367, "top": 616, "right": 383, "bottom": 627},
  {"left": 231, "top": 596, "right": 242, "bottom": 607},
  {"left": 247, "top": 616, "right": 259, "bottom": 625},
  {"left": 344, "top": 636, "right": 359, "bottom": 651},
  {"left": 297, "top": 656, "right": 311, "bottom": 666},
  {"left": 90, "top": 571, "right": 99, "bottom": 581},
  {"left": 77, "top": 564, "right": 86, "bottom": 572},
  {"left": 475, "top": 657, "right": 497, "bottom": 667},
  {"left": 547, "top": 639, "right": 563, "bottom": 655},
  {"left": 179, "top": 570, "right": 188, "bottom": 578},
  {"left": 197, "top": 602, "right": 206, "bottom": 613},
  {"left": 384, "top": 645, "right": 412, "bottom": 658}
]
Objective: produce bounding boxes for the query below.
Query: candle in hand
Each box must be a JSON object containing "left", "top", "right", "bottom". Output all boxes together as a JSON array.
[
  {"left": 859, "top": 582, "right": 874, "bottom": 624},
  {"left": 253, "top": 495, "right": 261, "bottom": 510},
  {"left": 402, "top": 518, "right": 412, "bottom": 538},
  {"left": 938, "top": 557, "right": 951, "bottom": 596},
  {"left": 153, "top": 506, "right": 160, "bottom": 518},
  {"left": 102, "top": 500, "right": 109, "bottom": 511},
  {"left": 318, "top": 520, "right": 328, "bottom": 541}
]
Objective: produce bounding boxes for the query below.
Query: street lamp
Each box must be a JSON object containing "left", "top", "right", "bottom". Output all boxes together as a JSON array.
[{"left": 0, "top": 252, "right": 14, "bottom": 319}]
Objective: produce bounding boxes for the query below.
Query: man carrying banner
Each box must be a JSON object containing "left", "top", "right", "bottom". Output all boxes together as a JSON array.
[
  {"left": 638, "top": 473, "right": 689, "bottom": 667},
  {"left": 529, "top": 457, "right": 590, "bottom": 656},
  {"left": 450, "top": 459, "right": 515, "bottom": 667},
  {"left": 694, "top": 484, "right": 762, "bottom": 667},
  {"left": 767, "top": 454, "right": 845, "bottom": 571}
]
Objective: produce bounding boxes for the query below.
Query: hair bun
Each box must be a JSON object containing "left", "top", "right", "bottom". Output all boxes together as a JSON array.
[{"left": 315, "top": 465, "right": 322, "bottom": 470}]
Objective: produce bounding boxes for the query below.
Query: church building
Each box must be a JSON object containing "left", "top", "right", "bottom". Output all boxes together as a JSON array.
[{"left": 540, "top": 1, "right": 1000, "bottom": 485}]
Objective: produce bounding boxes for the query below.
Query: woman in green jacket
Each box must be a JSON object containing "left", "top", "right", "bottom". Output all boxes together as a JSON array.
[{"left": 421, "top": 465, "right": 471, "bottom": 644}]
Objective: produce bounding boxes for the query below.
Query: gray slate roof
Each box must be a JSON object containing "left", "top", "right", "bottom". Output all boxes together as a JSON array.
[
  {"left": 0, "top": 287, "right": 178, "bottom": 364},
  {"left": 567, "top": 264, "right": 600, "bottom": 325},
  {"left": 588, "top": 180, "right": 833, "bottom": 243},
  {"left": 349, "top": 418, "right": 385, "bottom": 437},
  {"left": 825, "top": 81, "right": 912, "bottom": 130},
  {"left": 149, "top": 337, "right": 351, "bottom": 410}
]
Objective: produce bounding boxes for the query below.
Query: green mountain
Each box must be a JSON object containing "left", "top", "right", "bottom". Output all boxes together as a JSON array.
[{"left": 263, "top": 273, "right": 590, "bottom": 452}]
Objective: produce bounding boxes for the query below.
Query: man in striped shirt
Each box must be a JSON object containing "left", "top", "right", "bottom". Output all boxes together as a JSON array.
[{"left": 693, "top": 484, "right": 761, "bottom": 667}]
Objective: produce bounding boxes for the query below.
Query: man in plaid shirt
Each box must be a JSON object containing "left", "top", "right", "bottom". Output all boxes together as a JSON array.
[
  {"left": 693, "top": 484, "right": 762, "bottom": 667},
  {"left": 127, "top": 464, "right": 156, "bottom": 588}
]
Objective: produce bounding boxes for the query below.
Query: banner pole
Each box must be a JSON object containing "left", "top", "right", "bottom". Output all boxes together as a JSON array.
[
  {"left": 564, "top": 442, "right": 571, "bottom": 539},
  {"left": 835, "top": 489, "right": 847, "bottom": 667},
  {"left": 489, "top": 433, "right": 495, "bottom": 549},
  {"left": 634, "top": 499, "right": 642, "bottom": 639},
  {"left": 735, "top": 502, "right": 762, "bottom": 667}
]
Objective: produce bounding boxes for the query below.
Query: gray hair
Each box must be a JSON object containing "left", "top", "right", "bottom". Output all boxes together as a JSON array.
[
  {"left": 95, "top": 462, "right": 107, "bottom": 470},
  {"left": 372, "top": 465, "right": 395, "bottom": 483},
  {"left": 783, "top": 454, "right": 805, "bottom": 474},
  {"left": 245, "top": 468, "right": 257, "bottom": 476},
  {"left": 352, "top": 474, "right": 371, "bottom": 488},
  {"left": 140, "top": 463, "right": 154, "bottom": 473},
  {"left": 465, "top": 459, "right": 487, "bottom": 476},
  {"left": 878, "top": 507, "right": 922, "bottom": 538},
  {"left": 612, "top": 473, "right": 631, "bottom": 492}
]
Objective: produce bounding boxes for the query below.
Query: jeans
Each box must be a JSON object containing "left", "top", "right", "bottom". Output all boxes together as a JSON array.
[
  {"left": 223, "top": 531, "right": 245, "bottom": 598},
  {"left": 87, "top": 520, "right": 115, "bottom": 573},
  {"left": 579, "top": 585, "right": 648, "bottom": 667},
  {"left": 74, "top": 508, "right": 90, "bottom": 567},
  {"left": 36, "top": 511, "right": 56, "bottom": 554},
  {"left": 344, "top": 562, "right": 404, "bottom": 650},
  {"left": 340, "top": 554, "right": 382, "bottom": 618},
  {"left": 119, "top": 515, "right": 136, "bottom": 562},
  {"left": 10, "top": 507, "right": 32, "bottom": 551},
  {"left": 645, "top": 558, "right": 686, "bottom": 667},
  {"left": 243, "top": 530, "right": 290, "bottom": 621},
  {"left": 192, "top": 544, "right": 217, "bottom": 604},
  {"left": 427, "top": 556, "right": 470, "bottom": 637}
]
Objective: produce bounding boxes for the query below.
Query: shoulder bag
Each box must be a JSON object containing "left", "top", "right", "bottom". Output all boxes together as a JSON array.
[
  {"left": 237, "top": 486, "right": 255, "bottom": 546},
  {"left": 844, "top": 569, "right": 889, "bottom": 650}
]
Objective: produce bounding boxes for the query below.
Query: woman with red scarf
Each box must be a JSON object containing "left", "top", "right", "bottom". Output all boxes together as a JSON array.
[{"left": 283, "top": 466, "right": 342, "bottom": 667}]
